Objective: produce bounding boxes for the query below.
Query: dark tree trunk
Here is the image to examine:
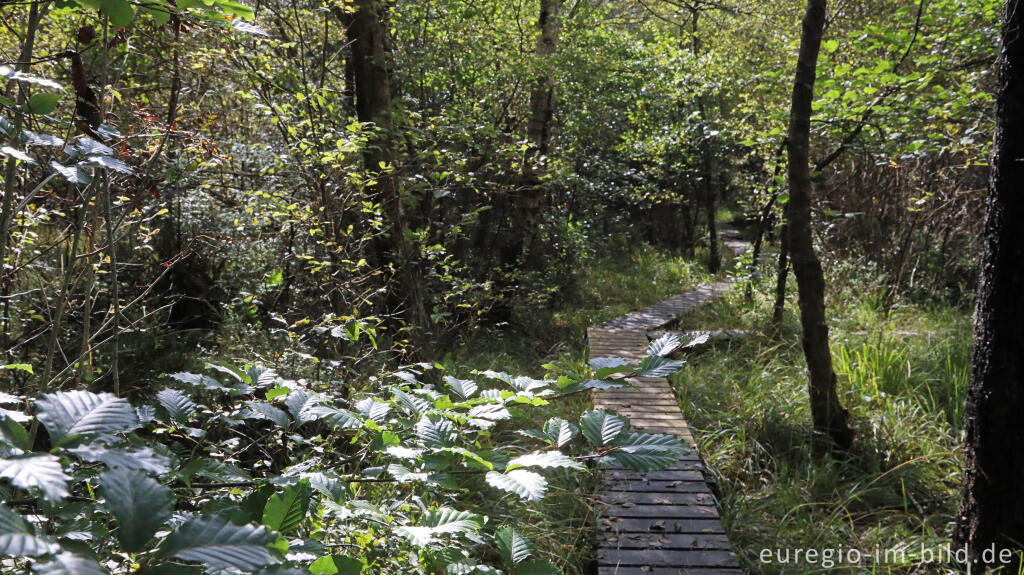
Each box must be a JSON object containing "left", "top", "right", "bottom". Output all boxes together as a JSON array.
[
  {"left": 690, "top": 9, "right": 720, "bottom": 273},
  {"left": 512, "top": 0, "right": 561, "bottom": 269},
  {"left": 955, "top": 0, "right": 1024, "bottom": 569},
  {"left": 785, "top": 0, "right": 853, "bottom": 450},
  {"left": 771, "top": 211, "right": 790, "bottom": 332},
  {"left": 348, "top": 0, "right": 429, "bottom": 332}
]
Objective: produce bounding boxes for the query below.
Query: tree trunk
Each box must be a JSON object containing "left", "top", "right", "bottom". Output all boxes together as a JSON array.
[
  {"left": 771, "top": 211, "right": 790, "bottom": 332},
  {"left": 514, "top": 0, "right": 561, "bottom": 268},
  {"left": 785, "top": 0, "right": 853, "bottom": 450},
  {"left": 955, "top": 0, "right": 1024, "bottom": 568},
  {"left": 690, "top": 9, "right": 720, "bottom": 274},
  {"left": 348, "top": 0, "right": 429, "bottom": 332}
]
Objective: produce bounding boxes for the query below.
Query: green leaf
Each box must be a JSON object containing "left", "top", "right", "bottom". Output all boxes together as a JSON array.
[
  {"left": 305, "top": 405, "right": 362, "bottom": 429},
  {"left": 354, "top": 398, "right": 390, "bottom": 422},
  {"left": 263, "top": 479, "right": 311, "bottom": 534},
  {"left": 100, "top": 467, "right": 173, "bottom": 552},
  {"left": 637, "top": 356, "right": 685, "bottom": 378},
  {"left": 822, "top": 39, "right": 840, "bottom": 53},
  {"left": 139, "top": 5, "right": 172, "bottom": 25},
  {"left": 545, "top": 418, "right": 578, "bottom": 448},
  {"left": 50, "top": 161, "right": 92, "bottom": 185},
  {"left": 0, "top": 66, "right": 62, "bottom": 89},
  {"left": 416, "top": 415, "right": 455, "bottom": 447},
  {"left": 0, "top": 413, "right": 30, "bottom": 452},
  {"left": 0, "top": 502, "right": 57, "bottom": 556},
  {"left": 515, "top": 559, "right": 562, "bottom": 575},
  {"left": 35, "top": 390, "right": 138, "bottom": 443},
  {"left": 646, "top": 333, "right": 681, "bottom": 357},
  {"left": 101, "top": 0, "right": 135, "bottom": 27},
  {"left": 397, "top": 508, "right": 483, "bottom": 547},
  {"left": 25, "top": 93, "right": 59, "bottom": 115},
  {"left": 0, "top": 454, "right": 69, "bottom": 501},
  {"left": 444, "top": 376, "right": 478, "bottom": 400},
  {"left": 485, "top": 470, "right": 547, "bottom": 501},
  {"left": 495, "top": 526, "right": 533, "bottom": 567},
  {"left": 246, "top": 401, "right": 291, "bottom": 428},
  {"left": 68, "top": 444, "right": 171, "bottom": 475},
  {"left": 606, "top": 433, "right": 691, "bottom": 471},
  {"left": 158, "top": 515, "right": 278, "bottom": 570},
  {"left": 156, "top": 388, "right": 197, "bottom": 422},
  {"left": 135, "top": 566, "right": 202, "bottom": 575},
  {"left": 580, "top": 410, "right": 629, "bottom": 446},
  {"left": 168, "top": 372, "right": 228, "bottom": 391},
  {"left": 309, "top": 555, "right": 361, "bottom": 575},
  {"left": 0, "top": 146, "right": 36, "bottom": 165},
  {"left": 214, "top": 0, "right": 255, "bottom": 19},
  {"left": 506, "top": 451, "right": 583, "bottom": 471},
  {"left": 31, "top": 551, "right": 108, "bottom": 575}
]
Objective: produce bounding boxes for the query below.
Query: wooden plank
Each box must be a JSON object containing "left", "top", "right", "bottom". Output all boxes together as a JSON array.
[
  {"left": 599, "top": 517, "right": 726, "bottom": 534},
  {"left": 599, "top": 532, "right": 732, "bottom": 550},
  {"left": 603, "top": 504, "right": 719, "bottom": 518},
  {"left": 601, "top": 479, "right": 712, "bottom": 493},
  {"left": 605, "top": 470, "right": 704, "bottom": 481},
  {"left": 598, "top": 549, "right": 740, "bottom": 567},
  {"left": 600, "top": 491, "right": 714, "bottom": 505},
  {"left": 598, "top": 568, "right": 745, "bottom": 575}
]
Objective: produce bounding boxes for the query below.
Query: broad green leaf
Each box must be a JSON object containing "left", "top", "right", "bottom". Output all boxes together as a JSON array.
[
  {"left": 495, "top": 526, "right": 533, "bottom": 566},
  {"left": 35, "top": 390, "right": 138, "bottom": 443},
  {"left": 304, "top": 405, "right": 361, "bottom": 429},
  {"left": 0, "top": 413, "right": 30, "bottom": 452},
  {"left": 158, "top": 515, "right": 278, "bottom": 570},
  {"left": 397, "top": 508, "right": 482, "bottom": 547},
  {"left": 544, "top": 418, "right": 578, "bottom": 448},
  {"left": 214, "top": 0, "right": 255, "bottom": 19},
  {"left": 135, "top": 566, "right": 202, "bottom": 575},
  {"left": 506, "top": 451, "right": 583, "bottom": 471},
  {"left": 646, "top": 333, "right": 681, "bottom": 357},
  {"left": 637, "top": 356, "right": 685, "bottom": 378},
  {"left": 0, "top": 454, "right": 69, "bottom": 500},
  {"left": 354, "top": 398, "right": 390, "bottom": 422},
  {"left": 606, "top": 433, "right": 690, "bottom": 471},
  {"left": 168, "top": 372, "right": 228, "bottom": 390},
  {"left": 25, "top": 93, "right": 59, "bottom": 115},
  {"left": 0, "top": 66, "right": 62, "bottom": 89},
  {"left": 310, "top": 555, "right": 362, "bottom": 575},
  {"left": 263, "top": 479, "right": 311, "bottom": 533},
  {"left": 100, "top": 467, "right": 173, "bottom": 552},
  {"left": 139, "top": 5, "right": 172, "bottom": 25},
  {"left": 444, "top": 376, "right": 478, "bottom": 400},
  {"left": 485, "top": 470, "right": 547, "bottom": 501},
  {"left": 580, "top": 410, "right": 629, "bottom": 446},
  {"left": 515, "top": 559, "right": 562, "bottom": 575},
  {"left": 246, "top": 401, "right": 291, "bottom": 428},
  {"left": 467, "top": 402, "right": 510, "bottom": 421},
  {"left": 588, "top": 357, "right": 630, "bottom": 371},
  {"left": 101, "top": 0, "right": 135, "bottom": 27},
  {"left": 68, "top": 444, "right": 171, "bottom": 475},
  {"left": 50, "top": 161, "right": 92, "bottom": 185},
  {"left": 156, "top": 388, "right": 197, "bottom": 422},
  {"left": 0, "top": 502, "right": 57, "bottom": 556},
  {"left": 416, "top": 415, "right": 455, "bottom": 447},
  {"left": 31, "top": 551, "right": 108, "bottom": 575},
  {"left": 0, "top": 146, "right": 36, "bottom": 165}
]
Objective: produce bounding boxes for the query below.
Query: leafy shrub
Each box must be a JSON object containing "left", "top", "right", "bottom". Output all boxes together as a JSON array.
[{"left": 0, "top": 336, "right": 688, "bottom": 574}]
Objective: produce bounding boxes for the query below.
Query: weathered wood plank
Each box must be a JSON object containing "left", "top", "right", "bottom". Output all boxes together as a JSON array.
[
  {"left": 600, "top": 479, "right": 712, "bottom": 493},
  {"left": 599, "top": 517, "right": 726, "bottom": 534},
  {"left": 598, "top": 567, "right": 745, "bottom": 575},
  {"left": 603, "top": 504, "right": 719, "bottom": 518},
  {"left": 599, "top": 532, "right": 732, "bottom": 550},
  {"left": 605, "top": 469, "right": 704, "bottom": 481},
  {"left": 600, "top": 491, "right": 714, "bottom": 505},
  {"left": 598, "top": 549, "right": 740, "bottom": 567}
]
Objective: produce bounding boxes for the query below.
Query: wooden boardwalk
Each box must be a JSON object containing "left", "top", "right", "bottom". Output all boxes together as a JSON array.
[{"left": 590, "top": 226, "right": 747, "bottom": 575}]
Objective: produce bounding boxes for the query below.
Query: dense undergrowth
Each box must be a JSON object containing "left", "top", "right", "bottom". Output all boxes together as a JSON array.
[{"left": 671, "top": 259, "right": 971, "bottom": 575}]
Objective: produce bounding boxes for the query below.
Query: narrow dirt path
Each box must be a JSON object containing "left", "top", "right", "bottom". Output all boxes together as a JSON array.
[{"left": 589, "top": 225, "right": 748, "bottom": 575}]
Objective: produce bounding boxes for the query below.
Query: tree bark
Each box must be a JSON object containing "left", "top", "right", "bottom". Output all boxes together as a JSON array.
[
  {"left": 785, "top": 0, "right": 853, "bottom": 450},
  {"left": 514, "top": 0, "right": 561, "bottom": 268},
  {"left": 348, "top": 0, "right": 429, "bottom": 332},
  {"left": 955, "top": 0, "right": 1024, "bottom": 569}
]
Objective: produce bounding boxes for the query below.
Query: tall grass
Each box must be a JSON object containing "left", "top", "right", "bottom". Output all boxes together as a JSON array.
[{"left": 670, "top": 278, "right": 971, "bottom": 574}]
